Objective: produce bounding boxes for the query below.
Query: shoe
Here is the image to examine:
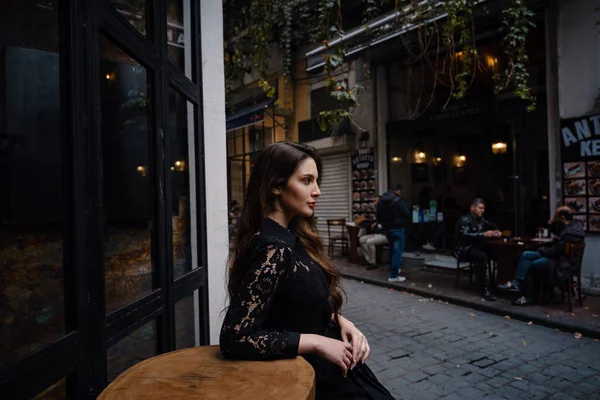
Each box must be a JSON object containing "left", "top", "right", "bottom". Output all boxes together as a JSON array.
[
  {"left": 482, "top": 288, "right": 497, "bottom": 301},
  {"left": 422, "top": 243, "right": 436, "bottom": 251},
  {"left": 512, "top": 296, "right": 530, "bottom": 306},
  {"left": 497, "top": 280, "right": 521, "bottom": 293},
  {"left": 388, "top": 276, "right": 406, "bottom": 282},
  {"left": 366, "top": 264, "right": 378, "bottom": 271}
]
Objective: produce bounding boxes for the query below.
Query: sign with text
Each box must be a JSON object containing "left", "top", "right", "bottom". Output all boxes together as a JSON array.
[
  {"left": 560, "top": 115, "right": 600, "bottom": 232},
  {"left": 351, "top": 151, "right": 377, "bottom": 222}
]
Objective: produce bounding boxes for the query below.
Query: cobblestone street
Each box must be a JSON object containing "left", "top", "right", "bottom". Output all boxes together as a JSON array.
[{"left": 342, "top": 279, "right": 600, "bottom": 400}]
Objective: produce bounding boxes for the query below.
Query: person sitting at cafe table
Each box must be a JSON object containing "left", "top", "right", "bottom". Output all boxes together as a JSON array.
[
  {"left": 357, "top": 195, "right": 388, "bottom": 271},
  {"left": 497, "top": 206, "right": 585, "bottom": 306},
  {"left": 454, "top": 198, "right": 501, "bottom": 301}
]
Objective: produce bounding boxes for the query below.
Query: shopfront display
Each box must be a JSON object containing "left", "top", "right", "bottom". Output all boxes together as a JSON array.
[{"left": 561, "top": 114, "right": 600, "bottom": 232}]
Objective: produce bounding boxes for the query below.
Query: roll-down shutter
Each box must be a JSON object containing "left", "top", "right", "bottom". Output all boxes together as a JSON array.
[{"left": 314, "top": 152, "right": 350, "bottom": 247}]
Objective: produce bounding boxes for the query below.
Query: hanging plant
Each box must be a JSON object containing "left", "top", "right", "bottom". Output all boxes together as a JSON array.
[{"left": 493, "top": 0, "right": 537, "bottom": 111}]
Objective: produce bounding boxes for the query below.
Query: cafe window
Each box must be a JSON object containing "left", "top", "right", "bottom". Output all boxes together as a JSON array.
[{"left": 0, "top": 0, "right": 208, "bottom": 398}]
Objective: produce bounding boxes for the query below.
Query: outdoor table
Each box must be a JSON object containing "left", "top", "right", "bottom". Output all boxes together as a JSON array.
[
  {"left": 346, "top": 222, "right": 361, "bottom": 264},
  {"left": 484, "top": 238, "right": 552, "bottom": 288},
  {"left": 98, "top": 345, "right": 315, "bottom": 400}
]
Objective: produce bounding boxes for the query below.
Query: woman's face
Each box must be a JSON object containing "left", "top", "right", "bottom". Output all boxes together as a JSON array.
[{"left": 276, "top": 157, "right": 321, "bottom": 218}]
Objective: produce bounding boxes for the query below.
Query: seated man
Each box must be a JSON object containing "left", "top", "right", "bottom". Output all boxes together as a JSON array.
[
  {"left": 498, "top": 206, "right": 585, "bottom": 306},
  {"left": 358, "top": 195, "right": 387, "bottom": 270},
  {"left": 454, "top": 198, "right": 501, "bottom": 301}
]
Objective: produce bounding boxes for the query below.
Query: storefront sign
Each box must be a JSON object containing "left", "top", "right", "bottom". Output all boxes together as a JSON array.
[
  {"left": 560, "top": 114, "right": 600, "bottom": 233},
  {"left": 351, "top": 151, "right": 377, "bottom": 222},
  {"left": 561, "top": 115, "right": 600, "bottom": 158}
]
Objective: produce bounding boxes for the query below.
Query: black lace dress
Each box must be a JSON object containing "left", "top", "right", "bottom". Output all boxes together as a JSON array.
[{"left": 220, "top": 218, "right": 394, "bottom": 400}]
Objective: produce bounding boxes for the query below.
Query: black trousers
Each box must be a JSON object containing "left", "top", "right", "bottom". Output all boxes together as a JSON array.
[{"left": 466, "top": 245, "right": 491, "bottom": 294}]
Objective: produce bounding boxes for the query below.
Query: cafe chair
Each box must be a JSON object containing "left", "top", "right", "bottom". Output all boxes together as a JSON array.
[
  {"left": 326, "top": 219, "right": 348, "bottom": 258},
  {"left": 565, "top": 242, "right": 586, "bottom": 312},
  {"left": 454, "top": 257, "right": 495, "bottom": 289},
  {"left": 454, "top": 258, "right": 475, "bottom": 288},
  {"left": 536, "top": 242, "right": 586, "bottom": 311}
]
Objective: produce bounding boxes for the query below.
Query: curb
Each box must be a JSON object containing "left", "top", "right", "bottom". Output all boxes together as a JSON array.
[{"left": 341, "top": 272, "right": 600, "bottom": 340}]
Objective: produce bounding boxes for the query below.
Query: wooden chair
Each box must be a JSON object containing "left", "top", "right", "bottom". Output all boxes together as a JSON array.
[
  {"left": 326, "top": 219, "right": 348, "bottom": 258},
  {"left": 454, "top": 258, "right": 474, "bottom": 288},
  {"left": 565, "top": 242, "right": 586, "bottom": 312},
  {"left": 454, "top": 257, "right": 496, "bottom": 289},
  {"left": 537, "top": 242, "right": 586, "bottom": 311}
]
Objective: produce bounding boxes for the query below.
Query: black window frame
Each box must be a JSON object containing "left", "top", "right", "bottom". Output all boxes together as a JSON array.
[{"left": 0, "top": 0, "right": 209, "bottom": 398}]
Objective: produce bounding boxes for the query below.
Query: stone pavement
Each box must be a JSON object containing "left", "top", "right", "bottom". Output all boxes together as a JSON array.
[
  {"left": 335, "top": 258, "right": 600, "bottom": 338},
  {"left": 342, "top": 279, "right": 600, "bottom": 400}
]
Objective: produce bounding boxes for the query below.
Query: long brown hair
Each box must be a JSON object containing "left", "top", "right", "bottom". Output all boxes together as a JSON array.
[{"left": 228, "top": 142, "right": 344, "bottom": 315}]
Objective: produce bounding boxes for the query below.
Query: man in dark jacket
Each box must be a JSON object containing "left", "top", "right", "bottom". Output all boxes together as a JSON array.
[
  {"left": 376, "top": 184, "right": 409, "bottom": 282},
  {"left": 498, "top": 206, "right": 585, "bottom": 306},
  {"left": 454, "top": 198, "right": 501, "bottom": 301}
]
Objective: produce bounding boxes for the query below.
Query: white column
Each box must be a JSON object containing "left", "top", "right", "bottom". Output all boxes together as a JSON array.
[{"left": 200, "top": 0, "right": 229, "bottom": 344}]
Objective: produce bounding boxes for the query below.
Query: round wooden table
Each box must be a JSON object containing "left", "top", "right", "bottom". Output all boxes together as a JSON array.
[{"left": 98, "top": 345, "right": 315, "bottom": 400}]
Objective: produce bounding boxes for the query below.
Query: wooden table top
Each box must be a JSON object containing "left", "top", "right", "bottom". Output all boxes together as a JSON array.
[{"left": 98, "top": 345, "right": 315, "bottom": 400}]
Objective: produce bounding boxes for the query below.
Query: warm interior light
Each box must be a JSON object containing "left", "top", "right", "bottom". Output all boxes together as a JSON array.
[
  {"left": 418, "top": 152, "right": 426, "bottom": 159},
  {"left": 392, "top": 156, "right": 402, "bottom": 162},
  {"left": 136, "top": 166, "right": 144, "bottom": 172},
  {"left": 492, "top": 142, "right": 507, "bottom": 154},
  {"left": 136, "top": 166, "right": 146, "bottom": 177},
  {"left": 459, "top": 155, "right": 466, "bottom": 162},
  {"left": 486, "top": 55, "right": 498, "bottom": 69}
]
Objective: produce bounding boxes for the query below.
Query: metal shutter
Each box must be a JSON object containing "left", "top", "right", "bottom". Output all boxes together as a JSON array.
[{"left": 314, "top": 153, "right": 350, "bottom": 247}]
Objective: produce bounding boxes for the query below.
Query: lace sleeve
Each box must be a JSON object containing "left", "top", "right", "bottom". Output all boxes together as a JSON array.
[{"left": 220, "top": 245, "right": 301, "bottom": 360}]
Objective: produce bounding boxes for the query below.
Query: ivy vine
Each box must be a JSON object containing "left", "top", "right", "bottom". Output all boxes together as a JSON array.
[{"left": 223, "top": 0, "right": 537, "bottom": 127}]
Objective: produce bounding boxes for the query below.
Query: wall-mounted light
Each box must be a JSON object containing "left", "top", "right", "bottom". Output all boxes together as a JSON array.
[
  {"left": 454, "top": 154, "right": 466, "bottom": 167},
  {"left": 491, "top": 142, "right": 507, "bottom": 154},
  {"left": 392, "top": 156, "right": 402, "bottom": 163},
  {"left": 432, "top": 157, "right": 442, "bottom": 166},
  {"left": 105, "top": 72, "right": 115, "bottom": 81},
  {"left": 173, "top": 160, "right": 186, "bottom": 171},
  {"left": 136, "top": 165, "right": 146, "bottom": 177}
]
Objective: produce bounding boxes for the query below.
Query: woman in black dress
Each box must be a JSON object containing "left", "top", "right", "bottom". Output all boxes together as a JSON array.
[{"left": 220, "top": 142, "right": 394, "bottom": 399}]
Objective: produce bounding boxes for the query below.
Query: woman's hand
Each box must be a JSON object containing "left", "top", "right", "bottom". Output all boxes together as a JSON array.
[
  {"left": 299, "top": 334, "right": 353, "bottom": 377},
  {"left": 338, "top": 316, "right": 370, "bottom": 368}
]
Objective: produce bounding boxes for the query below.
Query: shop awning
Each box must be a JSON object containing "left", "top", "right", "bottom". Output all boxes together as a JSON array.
[
  {"left": 305, "top": 0, "right": 488, "bottom": 72},
  {"left": 226, "top": 98, "right": 275, "bottom": 132}
]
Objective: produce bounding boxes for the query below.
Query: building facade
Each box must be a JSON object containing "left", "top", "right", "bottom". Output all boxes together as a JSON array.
[{"left": 0, "top": 1, "right": 228, "bottom": 398}]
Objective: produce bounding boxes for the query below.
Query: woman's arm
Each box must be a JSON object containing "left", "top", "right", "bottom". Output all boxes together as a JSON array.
[{"left": 220, "top": 245, "right": 300, "bottom": 360}]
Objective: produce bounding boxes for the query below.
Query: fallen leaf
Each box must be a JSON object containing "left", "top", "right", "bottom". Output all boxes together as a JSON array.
[
  {"left": 411, "top": 283, "right": 416, "bottom": 286},
  {"left": 504, "top": 315, "right": 511, "bottom": 320},
  {"left": 488, "top": 332, "right": 494, "bottom": 336},
  {"left": 527, "top": 321, "right": 533, "bottom": 325},
  {"left": 470, "top": 313, "right": 476, "bottom": 317},
  {"left": 546, "top": 315, "right": 550, "bottom": 319},
  {"left": 574, "top": 332, "right": 583, "bottom": 339},
  {"left": 592, "top": 314, "right": 599, "bottom": 318},
  {"left": 521, "top": 341, "right": 527, "bottom": 346},
  {"left": 570, "top": 313, "right": 576, "bottom": 317},
  {"left": 584, "top": 307, "right": 590, "bottom": 310},
  {"left": 515, "top": 377, "right": 522, "bottom": 381}
]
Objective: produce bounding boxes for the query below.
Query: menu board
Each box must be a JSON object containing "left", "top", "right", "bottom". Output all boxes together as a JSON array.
[
  {"left": 561, "top": 114, "right": 600, "bottom": 232},
  {"left": 351, "top": 150, "right": 377, "bottom": 222}
]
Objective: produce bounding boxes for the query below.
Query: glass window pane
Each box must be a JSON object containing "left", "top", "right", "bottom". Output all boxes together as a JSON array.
[
  {"left": 167, "top": 89, "right": 197, "bottom": 280},
  {"left": 32, "top": 378, "right": 66, "bottom": 400},
  {"left": 100, "top": 35, "right": 154, "bottom": 314},
  {"left": 0, "top": 1, "right": 65, "bottom": 366},
  {"left": 175, "top": 290, "right": 198, "bottom": 350},
  {"left": 109, "top": 0, "right": 149, "bottom": 36},
  {"left": 167, "top": 0, "right": 193, "bottom": 79},
  {"left": 107, "top": 321, "right": 156, "bottom": 382}
]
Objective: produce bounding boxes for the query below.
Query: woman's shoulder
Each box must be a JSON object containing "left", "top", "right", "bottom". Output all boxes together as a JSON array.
[{"left": 248, "top": 230, "right": 294, "bottom": 256}]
